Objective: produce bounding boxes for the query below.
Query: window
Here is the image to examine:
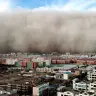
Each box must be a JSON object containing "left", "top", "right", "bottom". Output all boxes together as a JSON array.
[
  {"left": 84, "top": 93, "right": 88, "bottom": 95},
  {"left": 61, "top": 94, "right": 63, "bottom": 96},
  {"left": 94, "top": 85, "right": 96, "bottom": 87}
]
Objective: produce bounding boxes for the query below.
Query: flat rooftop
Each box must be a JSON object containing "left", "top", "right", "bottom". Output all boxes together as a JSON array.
[{"left": 51, "top": 64, "right": 77, "bottom": 70}]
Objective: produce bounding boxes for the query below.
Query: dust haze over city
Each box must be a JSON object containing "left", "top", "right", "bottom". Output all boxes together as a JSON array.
[
  {"left": 0, "top": 11, "right": 96, "bottom": 53},
  {"left": 0, "top": 0, "right": 96, "bottom": 53},
  {"left": 2, "top": 1, "right": 96, "bottom": 96}
]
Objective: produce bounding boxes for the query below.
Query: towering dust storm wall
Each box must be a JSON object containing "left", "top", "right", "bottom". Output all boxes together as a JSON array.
[{"left": 0, "top": 11, "right": 96, "bottom": 53}]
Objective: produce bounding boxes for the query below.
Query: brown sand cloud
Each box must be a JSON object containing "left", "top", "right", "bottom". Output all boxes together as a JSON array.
[{"left": 0, "top": 11, "right": 96, "bottom": 53}]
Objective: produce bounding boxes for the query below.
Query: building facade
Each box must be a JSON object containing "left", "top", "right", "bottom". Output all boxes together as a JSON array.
[
  {"left": 73, "top": 78, "right": 88, "bottom": 91},
  {"left": 57, "top": 86, "right": 74, "bottom": 96},
  {"left": 76, "top": 91, "right": 96, "bottom": 96},
  {"left": 87, "top": 68, "right": 96, "bottom": 81},
  {"left": 36, "top": 67, "right": 54, "bottom": 73},
  {"left": 33, "top": 83, "right": 49, "bottom": 96},
  {"left": 88, "top": 81, "right": 96, "bottom": 93}
]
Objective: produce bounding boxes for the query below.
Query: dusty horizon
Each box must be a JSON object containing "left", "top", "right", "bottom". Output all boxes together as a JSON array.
[{"left": 0, "top": 11, "right": 96, "bottom": 53}]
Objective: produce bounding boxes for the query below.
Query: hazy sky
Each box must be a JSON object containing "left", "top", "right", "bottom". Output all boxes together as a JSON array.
[{"left": 0, "top": 0, "right": 96, "bottom": 12}]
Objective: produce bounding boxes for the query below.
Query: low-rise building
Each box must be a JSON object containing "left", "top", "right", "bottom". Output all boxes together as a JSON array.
[
  {"left": 73, "top": 78, "right": 96, "bottom": 93},
  {"left": 54, "top": 73, "right": 70, "bottom": 80},
  {"left": 73, "top": 78, "right": 88, "bottom": 91},
  {"left": 57, "top": 86, "right": 96, "bottom": 96},
  {"left": 76, "top": 91, "right": 96, "bottom": 96},
  {"left": 36, "top": 67, "right": 54, "bottom": 73},
  {"left": 87, "top": 68, "right": 96, "bottom": 81},
  {"left": 33, "top": 82, "right": 49, "bottom": 96},
  {"left": 57, "top": 86, "right": 74, "bottom": 96},
  {"left": 88, "top": 81, "right": 96, "bottom": 93}
]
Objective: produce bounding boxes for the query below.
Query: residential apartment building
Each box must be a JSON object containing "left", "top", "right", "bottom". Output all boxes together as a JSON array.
[
  {"left": 73, "top": 78, "right": 88, "bottom": 91},
  {"left": 57, "top": 86, "right": 96, "bottom": 96},
  {"left": 33, "top": 82, "right": 49, "bottom": 96},
  {"left": 73, "top": 78, "right": 96, "bottom": 93},
  {"left": 88, "top": 81, "right": 96, "bottom": 93},
  {"left": 87, "top": 67, "right": 96, "bottom": 81},
  {"left": 54, "top": 73, "right": 69, "bottom": 80},
  {"left": 36, "top": 67, "right": 54, "bottom": 73},
  {"left": 57, "top": 86, "right": 74, "bottom": 96},
  {"left": 76, "top": 91, "right": 96, "bottom": 96}
]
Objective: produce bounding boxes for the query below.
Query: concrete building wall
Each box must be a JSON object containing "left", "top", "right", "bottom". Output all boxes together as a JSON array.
[
  {"left": 88, "top": 82, "right": 96, "bottom": 93},
  {"left": 36, "top": 68, "right": 54, "bottom": 72},
  {"left": 57, "top": 91, "right": 74, "bottom": 96},
  {"left": 87, "top": 71, "right": 96, "bottom": 81},
  {"left": 73, "top": 79, "right": 87, "bottom": 91},
  {"left": 33, "top": 87, "right": 39, "bottom": 96},
  {"left": 63, "top": 74, "right": 69, "bottom": 80},
  {"left": 77, "top": 92, "right": 95, "bottom": 96},
  {"left": 6, "top": 58, "right": 16, "bottom": 65}
]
